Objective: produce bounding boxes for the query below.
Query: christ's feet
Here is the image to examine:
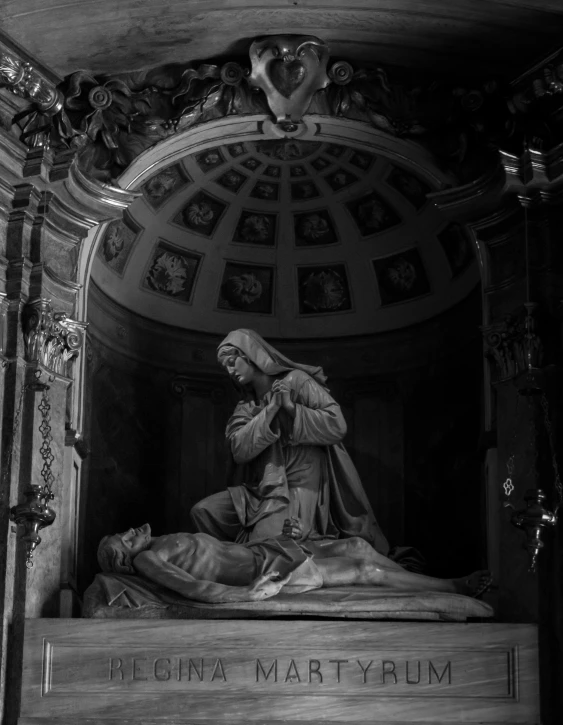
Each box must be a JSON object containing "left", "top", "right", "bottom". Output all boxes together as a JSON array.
[{"left": 452, "top": 570, "right": 493, "bottom": 598}]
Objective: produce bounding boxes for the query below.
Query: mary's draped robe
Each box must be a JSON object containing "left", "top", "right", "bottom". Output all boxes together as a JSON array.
[{"left": 191, "top": 368, "right": 389, "bottom": 554}]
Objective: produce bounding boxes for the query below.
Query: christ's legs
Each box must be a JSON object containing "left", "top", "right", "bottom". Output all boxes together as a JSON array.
[
  {"left": 307, "top": 537, "right": 404, "bottom": 570},
  {"left": 313, "top": 545, "right": 492, "bottom": 597}
]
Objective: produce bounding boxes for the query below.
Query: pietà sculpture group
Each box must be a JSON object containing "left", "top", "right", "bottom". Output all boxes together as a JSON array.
[{"left": 97, "top": 329, "right": 491, "bottom": 605}]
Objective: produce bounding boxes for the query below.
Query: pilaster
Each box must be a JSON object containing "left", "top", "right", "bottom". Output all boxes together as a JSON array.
[{"left": 0, "top": 45, "right": 141, "bottom": 725}]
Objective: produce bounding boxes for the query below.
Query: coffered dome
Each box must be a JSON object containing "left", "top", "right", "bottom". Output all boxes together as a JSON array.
[{"left": 90, "top": 133, "right": 479, "bottom": 338}]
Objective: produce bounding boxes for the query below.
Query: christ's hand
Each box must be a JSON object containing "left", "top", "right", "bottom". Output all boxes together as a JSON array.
[
  {"left": 247, "top": 571, "right": 290, "bottom": 601},
  {"left": 282, "top": 517, "right": 304, "bottom": 540}
]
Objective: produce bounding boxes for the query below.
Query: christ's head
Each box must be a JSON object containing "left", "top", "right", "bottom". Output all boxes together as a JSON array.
[{"left": 97, "top": 523, "right": 152, "bottom": 575}]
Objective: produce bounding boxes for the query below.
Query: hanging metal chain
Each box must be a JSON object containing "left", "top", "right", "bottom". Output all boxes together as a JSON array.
[
  {"left": 503, "top": 456, "right": 515, "bottom": 497},
  {"left": 502, "top": 393, "right": 520, "bottom": 499},
  {"left": 9, "top": 370, "right": 57, "bottom": 568},
  {"left": 540, "top": 392, "right": 563, "bottom": 515},
  {"left": 526, "top": 393, "right": 539, "bottom": 488},
  {"left": 37, "top": 385, "right": 55, "bottom": 502}
]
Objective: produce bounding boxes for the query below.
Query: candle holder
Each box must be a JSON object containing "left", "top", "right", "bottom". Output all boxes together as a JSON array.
[{"left": 512, "top": 489, "right": 557, "bottom": 572}]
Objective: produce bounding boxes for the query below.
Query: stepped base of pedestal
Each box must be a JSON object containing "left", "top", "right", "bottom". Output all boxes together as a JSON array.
[{"left": 19, "top": 619, "right": 539, "bottom": 725}]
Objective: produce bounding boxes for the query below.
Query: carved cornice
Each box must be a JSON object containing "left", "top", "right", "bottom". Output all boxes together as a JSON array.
[
  {"left": 170, "top": 374, "right": 226, "bottom": 403},
  {"left": 88, "top": 277, "right": 482, "bottom": 378},
  {"left": 4, "top": 37, "right": 562, "bottom": 185},
  {"left": 0, "top": 50, "right": 64, "bottom": 132},
  {"left": 500, "top": 142, "right": 563, "bottom": 193},
  {"left": 64, "top": 162, "right": 141, "bottom": 217},
  {"left": 509, "top": 47, "right": 563, "bottom": 110},
  {"left": 427, "top": 166, "right": 507, "bottom": 221},
  {"left": 22, "top": 298, "right": 87, "bottom": 378}
]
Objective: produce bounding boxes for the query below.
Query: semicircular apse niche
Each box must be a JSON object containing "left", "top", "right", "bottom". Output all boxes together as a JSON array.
[{"left": 91, "top": 136, "right": 479, "bottom": 338}]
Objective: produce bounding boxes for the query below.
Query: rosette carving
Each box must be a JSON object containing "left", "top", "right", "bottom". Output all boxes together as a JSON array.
[
  {"left": 328, "top": 61, "right": 354, "bottom": 86},
  {"left": 8, "top": 38, "right": 563, "bottom": 184},
  {"left": 22, "top": 299, "right": 87, "bottom": 379}
]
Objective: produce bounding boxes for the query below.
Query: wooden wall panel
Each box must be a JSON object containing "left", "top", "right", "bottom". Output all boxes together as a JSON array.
[
  {"left": 19, "top": 619, "right": 539, "bottom": 725},
  {"left": 347, "top": 388, "right": 404, "bottom": 547}
]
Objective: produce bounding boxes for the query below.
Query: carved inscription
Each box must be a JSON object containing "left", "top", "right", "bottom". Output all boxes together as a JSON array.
[
  {"left": 44, "top": 645, "right": 515, "bottom": 700},
  {"left": 107, "top": 656, "right": 452, "bottom": 686},
  {"left": 37, "top": 647, "right": 504, "bottom": 699},
  {"left": 109, "top": 657, "right": 228, "bottom": 682},
  {"left": 253, "top": 658, "right": 452, "bottom": 685}
]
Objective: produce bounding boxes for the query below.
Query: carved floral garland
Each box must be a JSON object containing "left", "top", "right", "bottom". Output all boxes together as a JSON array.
[{"left": 2, "top": 40, "right": 563, "bottom": 183}]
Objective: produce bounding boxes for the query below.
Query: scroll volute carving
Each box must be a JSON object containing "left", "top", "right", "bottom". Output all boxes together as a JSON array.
[
  {"left": 0, "top": 51, "right": 63, "bottom": 115},
  {"left": 249, "top": 35, "right": 330, "bottom": 130},
  {"left": 481, "top": 303, "right": 543, "bottom": 384},
  {"left": 22, "top": 299, "right": 87, "bottom": 378}
]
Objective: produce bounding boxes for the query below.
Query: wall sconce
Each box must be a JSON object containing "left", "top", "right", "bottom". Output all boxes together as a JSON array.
[
  {"left": 512, "top": 489, "right": 558, "bottom": 572},
  {"left": 502, "top": 198, "right": 561, "bottom": 572}
]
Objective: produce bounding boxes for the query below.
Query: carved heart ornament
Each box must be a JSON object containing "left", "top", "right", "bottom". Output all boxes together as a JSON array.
[
  {"left": 270, "top": 59, "right": 307, "bottom": 98},
  {"left": 249, "top": 35, "right": 330, "bottom": 125}
]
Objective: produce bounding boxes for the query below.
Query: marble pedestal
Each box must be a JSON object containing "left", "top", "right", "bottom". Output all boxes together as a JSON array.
[{"left": 18, "top": 618, "right": 539, "bottom": 724}]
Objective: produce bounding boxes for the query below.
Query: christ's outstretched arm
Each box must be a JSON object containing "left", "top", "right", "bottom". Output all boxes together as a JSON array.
[{"left": 133, "top": 550, "right": 288, "bottom": 603}]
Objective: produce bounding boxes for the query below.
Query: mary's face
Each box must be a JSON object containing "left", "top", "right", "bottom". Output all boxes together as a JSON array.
[{"left": 222, "top": 353, "right": 255, "bottom": 386}]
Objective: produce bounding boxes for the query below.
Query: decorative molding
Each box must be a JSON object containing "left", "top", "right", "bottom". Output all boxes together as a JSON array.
[
  {"left": 248, "top": 35, "right": 330, "bottom": 131},
  {"left": 7, "top": 37, "right": 563, "bottom": 184},
  {"left": 64, "top": 429, "right": 89, "bottom": 459},
  {"left": 481, "top": 303, "right": 543, "bottom": 384},
  {"left": 0, "top": 29, "right": 62, "bottom": 86},
  {"left": 0, "top": 291, "right": 8, "bottom": 358},
  {"left": 42, "top": 162, "right": 143, "bottom": 241},
  {"left": 170, "top": 374, "right": 226, "bottom": 404},
  {"left": 87, "top": 277, "right": 482, "bottom": 379},
  {"left": 0, "top": 50, "right": 64, "bottom": 148},
  {"left": 509, "top": 47, "right": 563, "bottom": 108},
  {"left": 22, "top": 298, "right": 87, "bottom": 378},
  {"left": 428, "top": 167, "right": 506, "bottom": 214},
  {"left": 0, "top": 51, "right": 63, "bottom": 114},
  {"left": 500, "top": 142, "right": 563, "bottom": 192}
]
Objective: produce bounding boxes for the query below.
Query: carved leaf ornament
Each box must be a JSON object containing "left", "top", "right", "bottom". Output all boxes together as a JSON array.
[
  {"left": 23, "top": 301, "right": 85, "bottom": 378},
  {"left": 64, "top": 72, "right": 152, "bottom": 153},
  {"left": 3, "top": 38, "right": 563, "bottom": 182}
]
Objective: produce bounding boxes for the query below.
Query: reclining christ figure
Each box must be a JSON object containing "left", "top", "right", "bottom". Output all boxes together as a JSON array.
[{"left": 97, "top": 521, "right": 491, "bottom": 604}]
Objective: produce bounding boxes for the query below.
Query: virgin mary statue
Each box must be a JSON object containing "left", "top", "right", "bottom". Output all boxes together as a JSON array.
[{"left": 190, "top": 329, "right": 389, "bottom": 554}]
